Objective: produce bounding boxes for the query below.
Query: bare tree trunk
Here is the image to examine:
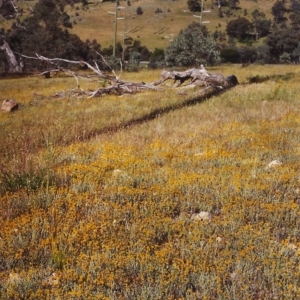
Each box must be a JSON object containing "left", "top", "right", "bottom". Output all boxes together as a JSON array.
[{"left": 0, "top": 40, "right": 22, "bottom": 72}]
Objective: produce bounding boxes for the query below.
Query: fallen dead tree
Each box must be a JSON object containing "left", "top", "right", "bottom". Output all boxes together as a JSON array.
[
  {"left": 17, "top": 53, "right": 238, "bottom": 98},
  {"left": 17, "top": 53, "right": 161, "bottom": 98},
  {"left": 153, "top": 65, "right": 238, "bottom": 89}
]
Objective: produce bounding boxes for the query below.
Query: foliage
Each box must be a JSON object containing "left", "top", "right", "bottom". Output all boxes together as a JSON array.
[
  {"left": 126, "top": 51, "right": 141, "bottom": 72},
  {"left": 124, "top": 40, "right": 150, "bottom": 62},
  {"left": 165, "top": 22, "right": 221, "bottom": 67},
  {"left": 292, "top": 42, "right": 300, "bottom": 62},
  {"left": 253, "top": 19, "right": 271, "bottom": 38},
  {"left": 226, "top": 17, "right": 253, "bottom": 41},
  {"left": 280, "top": 52, "right": 291, "bottom": 64},
  {"left": 290, "top": 0, "right": 300, "bottom": 28},
  {"left": 148, "top": 48, "right": 165, "bottom": 69},
  {"left": 264, "top": 28, "right": 300, "bottom": 62},
  {"left": 187, "top": 0, "right": 201, "bottom": 12},
  {"left": 0, "top": 0, "right": 15, "bottom": 18},
  {"left": 220, "top": 47, "right": 240, "bottom": 63},
  {"left": 251, "top": 9, "right": 271, "bottom": 39},
  {"left": 227, "top": 0, "right": 240, "bottom": 9},
  {"left": 102, "top": 42, "right": 123, "bottom": 59},
  {"left": 155, "top": 7, "right": 163, "bottom": 14},
  {"left": 101, "top": 55, "right": 121, "bottom": 71},
  {"left": 220, "top": 45, "right": 263, "bottom": 64},
  {"left": 136, "top": 6, "right": 143, "bottom": 15},
  {"left": 33, "top": 0, "right": 72, "bottom": 30},
  {"left": 271, "top": 0, "right": 288, "bottom": 24},
  {"left": 255, "top": 45, "right": 273, "bottom": 64},
  {"left": 238, "top": 46, "right": 257, "bottom": 64}
]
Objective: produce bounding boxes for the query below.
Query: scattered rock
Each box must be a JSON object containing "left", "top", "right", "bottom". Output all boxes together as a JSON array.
[
  {"left": 191, "top": 211, "right": 212, "bottom": 222},
  {"left": 1, "top": 99, "right": 18, "bottom": 112},
  {"left": 266, "top": 160, "right": 282, "bottom": 169}
]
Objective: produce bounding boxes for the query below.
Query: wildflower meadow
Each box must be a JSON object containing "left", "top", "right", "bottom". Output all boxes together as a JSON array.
[{"left": 0, "top": 65, "right": 300, "bottom": 299}]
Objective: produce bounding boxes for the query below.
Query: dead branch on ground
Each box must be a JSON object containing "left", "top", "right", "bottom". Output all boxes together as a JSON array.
[{"left": 17, "top": 53, "right": 238, "bottom": 98}]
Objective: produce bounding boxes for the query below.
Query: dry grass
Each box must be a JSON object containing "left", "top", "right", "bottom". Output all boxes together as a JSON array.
[
  {"left": 1, "top": 64, "right": 300, "bottom": 299},
  {"left": 66, "top": 0, "right": 275, "bottom": 50}
]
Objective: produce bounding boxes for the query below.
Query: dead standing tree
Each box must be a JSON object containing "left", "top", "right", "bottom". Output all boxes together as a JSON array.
[
  {"left": 0, "top": 0, "right": 24, "bottom": 72},
  {"left": 0, "top": 37, "right": 23, "bottom": 72}
]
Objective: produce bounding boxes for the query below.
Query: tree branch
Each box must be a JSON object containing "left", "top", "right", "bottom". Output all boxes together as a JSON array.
[{"left": 16, "top": 52, "right": 160, "bottom": 97}]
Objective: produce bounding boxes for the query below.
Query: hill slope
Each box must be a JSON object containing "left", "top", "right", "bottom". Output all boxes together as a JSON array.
[
  {"left": 0, "top": 0, "right": 277, "bottom": 51},
  {"left": 66, "top": 0, "right": 276, "bottom": 50}
]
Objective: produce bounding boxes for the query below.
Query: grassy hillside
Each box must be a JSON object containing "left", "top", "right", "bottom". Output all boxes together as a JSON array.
[
  {"left": 0, "top": 65, "right": 300, "bottom": 298},
  {"left": 1, "top": 0, "right": 277, "bottom": 51},
  {"left": 66, "top": 0, "right": 276, "bottom": 50}
]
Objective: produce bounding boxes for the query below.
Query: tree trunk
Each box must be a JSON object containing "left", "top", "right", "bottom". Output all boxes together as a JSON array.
[{"left": 0, "top": 40, "right": 23, "bottom": 72}]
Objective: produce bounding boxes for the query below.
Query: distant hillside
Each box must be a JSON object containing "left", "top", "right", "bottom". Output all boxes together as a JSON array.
[
  {"left": 0, "top": 0, "right": 291, "bottom": 51},
  {"left": 64, "top": 0, "right": 277, "bottom": 50}
]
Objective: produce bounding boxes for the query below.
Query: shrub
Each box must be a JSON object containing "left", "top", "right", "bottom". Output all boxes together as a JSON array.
[
  {"left": 165, "top": 22, "right": 220, "bottom": 67},
  {"left": 148, "top": 48, "right": 165, "bottom": 69},
  {"left": 136, "top": 6, "right": 143, "bottom": 15}
]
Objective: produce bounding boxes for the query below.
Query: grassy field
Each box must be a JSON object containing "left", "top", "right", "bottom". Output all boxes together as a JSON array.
[
  {"left": 1, "top": 0, "right": 276, "bottom": 50},
  {"left": 0, "top": 64, "right": 300, "bottom": 298}
]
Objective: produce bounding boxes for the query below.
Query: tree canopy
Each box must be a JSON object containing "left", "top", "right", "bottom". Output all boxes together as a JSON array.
[
  {"left": 265, "top": 28, "right": 300, "bottom": 61},
  {"left": 271, "top": 0, "right": 288, "bottom": 24},
  {"left": 187, "top": 0, "right": 202, "bottom": 12},
  {"left": 226, "top": 17, "right": 252, "bottom": 41},
  {"left": 165, "top": 23, "right": 220, "bottom": 67}
]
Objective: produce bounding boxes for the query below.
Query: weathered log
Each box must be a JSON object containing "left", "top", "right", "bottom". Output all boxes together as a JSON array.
[{"left": 153, "top": 66, "right": 238, "bottom": 89}]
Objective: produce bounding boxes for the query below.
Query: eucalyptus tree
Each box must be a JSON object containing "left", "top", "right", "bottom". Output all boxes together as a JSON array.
[{"left": 165, "top": 22, "right": 221, "bottom": 67}]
